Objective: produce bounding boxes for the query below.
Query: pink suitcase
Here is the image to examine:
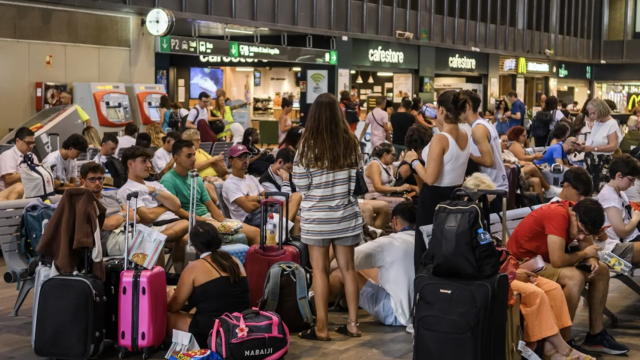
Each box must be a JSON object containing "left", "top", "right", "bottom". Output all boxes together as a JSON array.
[{"left": 117, "top": 191, "right": 167, "bottom": 359}]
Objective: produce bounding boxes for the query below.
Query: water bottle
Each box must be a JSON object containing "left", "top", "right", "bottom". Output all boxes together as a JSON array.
[
  {"left": 266, "top": 213, "right": 278, "bottom": 246},
  {"left": 477, "top": 228, "right": 492, "bottom": 245}
]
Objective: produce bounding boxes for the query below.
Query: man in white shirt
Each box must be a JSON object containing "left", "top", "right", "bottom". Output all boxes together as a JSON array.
[
  {"left": 152, "top": 131, "right": 181, "bottom": 176},
  {"left": 116, "top": 123, "right": 138, "bottom": 157},
  {"left": 93, "top": 134, "right": 119, "bottom": 167},
  {"left": 117, "top": 146, "right": 189, "bottom": 272},
  {"left": 0, "top": 127, "right": 38, "bottom": 198},
  {"left": 567, "top": 101, "right": 580, "bottom": 112},
  {"left": 185, "top": 92, "right": 211, "bottom": 130},
  {"left": 328, "top": 202, "right": 416, "bottom": 326},
  {"left": 358, "top": 96, "right": 391, "bottom": 149},
  {"left": 42, "top": 133, "right": 88, "bottom": 190}
]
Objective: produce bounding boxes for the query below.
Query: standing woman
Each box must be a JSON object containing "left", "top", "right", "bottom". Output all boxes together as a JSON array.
[
  {"left": 580, "top": 98, "right": 623, "bottom": 191},
  {"left": 495, "top": 100, "right": 510, "bottom": 136},
  {"left": 403, "top": 90, "right": 471, "bottom": 272},
  {"left": 278, "top": 97, "right": 296, "bottom": 143},
  {"left": 211, "top": 90, "right": 250, "bottom": 141},
  {"left": 293, "top": 93, "right": 363, "bottom": 341},
  {"left": 159, "top": 95, "right": 172, "bottom": 131}
]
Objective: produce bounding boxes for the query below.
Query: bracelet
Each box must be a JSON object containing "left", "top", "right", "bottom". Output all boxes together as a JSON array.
[
  {"left": 119, "top": 212, "right": 126, "bottom": 219},
  {"left": 410, "top": 159, "right": 420, "bottom": 169},
  {"left": 152, "top": 189, "right": 160, "bottom": 198}
]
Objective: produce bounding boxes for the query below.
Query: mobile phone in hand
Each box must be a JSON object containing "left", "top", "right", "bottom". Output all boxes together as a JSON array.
[{"left": 575, "top": 262, "right": 593, "bottom": 273}]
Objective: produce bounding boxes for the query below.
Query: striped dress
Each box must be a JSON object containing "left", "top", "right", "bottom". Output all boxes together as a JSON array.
[{"left": 292, "top": 164, "right": 364, "bottom": 240}]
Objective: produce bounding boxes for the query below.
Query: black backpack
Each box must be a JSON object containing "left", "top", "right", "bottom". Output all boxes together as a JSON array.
[
  {"left": 167, "top": 109, "right": 181, "bottom": 131},
  {"left": 344, "top": 102, "right": 360, "bottom": 124},
  {"left": 531, "top": 110, "right": 555, "bottom": 139},
  {"left": 422, "top": 189, "right": 500, "bottom": 279},
  {"left": 105, "top": 157, "right": 126, "bottom": 188},
  {"left": 180, "top": 107, "right": 196, "bottom": 133}
]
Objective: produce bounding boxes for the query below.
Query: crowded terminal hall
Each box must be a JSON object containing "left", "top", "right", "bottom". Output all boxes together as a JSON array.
[{"left": 6, "top": 2, "right": 640, "bottom": 360}]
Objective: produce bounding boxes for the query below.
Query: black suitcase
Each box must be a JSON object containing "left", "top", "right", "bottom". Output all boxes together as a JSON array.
[
  {"left": 33, "top": 273, "right": 106, "bottom": 359},
  {"left": 104, "top": 258, "right": 124, "bottom": 341},
  {"left": 413, "top": 273, "right": 509, "bottom": 360}
]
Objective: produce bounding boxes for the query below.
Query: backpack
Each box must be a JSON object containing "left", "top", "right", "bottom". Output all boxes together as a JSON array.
[
  {"left": 209, "top": 309, "right": 289, "bottom": 360},
  {"left": 530, "top": 110, "right": 554, "bottom": 139},
  {"left": 421, "top": 188, "right": 501, "bottom": 279},
  {"left": 344, "top": 102, "right": 360, "bottom": 124},
  {"left": 20, "top": 199, "right": 57, "bottom": 259},
  {"left": 210, "top": 119, "right": 226, "bottom": 135},
  {"left": 621, "top": 131, "right": 640, "bottom": 153},
  {"left": 180, "top": 107, "right": 197, "bottom": 133},
  {"left": 104, "top": 157, "right": 126, "bottom": 188},
  {"left": 20, "top": 153, "right": 55, "bottom": 199},
  {"left": 167, "top": 109, "right": 181, "bottom": 131},
  {"left": 259, "top": 262, "right": 314, "bottom": 332}
]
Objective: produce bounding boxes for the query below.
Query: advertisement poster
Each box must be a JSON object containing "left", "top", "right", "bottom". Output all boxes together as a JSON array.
[
  {"left": 306, "top": 70, "right": 328, "bottom": 104},
  {"left": 338, "top": 69, "right": 350, "bottom": 93},
  {"left": 516, "top": 77, "right": 525, "bottom": 101},
  {"left": 190, "top": 68, "right": 224, "bottom": 99},
  {"left": 393, "top": 73, "right": 413, "bottom": 103}
]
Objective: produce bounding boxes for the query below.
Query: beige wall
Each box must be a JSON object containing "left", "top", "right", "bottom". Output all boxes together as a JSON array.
[{"left": 0, "top": 15, "right": 155, "bottom": 136}]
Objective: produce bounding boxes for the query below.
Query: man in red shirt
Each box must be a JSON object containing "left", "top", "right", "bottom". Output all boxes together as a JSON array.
[{"left": 507, "top": 198, "right": 628, "bottom": 355}]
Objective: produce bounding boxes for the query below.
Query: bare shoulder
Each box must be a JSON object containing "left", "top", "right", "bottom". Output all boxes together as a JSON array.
[{"left": 234, "top": 256, "right": 247, "bottom": 276}]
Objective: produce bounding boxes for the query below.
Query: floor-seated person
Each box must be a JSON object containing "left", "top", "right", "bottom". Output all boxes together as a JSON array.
[
  {"left": 595, "top": 155, "right": 640, "bottom": 268},
  {"left": 160, "top": 140, "right": 260, "bottom": 245},
  {"left": 182, "top": 129, "right": 228, "bottom": 183},
  {"left": 223, "top": 144, "right": 300, "bottom": 234},
  {"left": 153, "top": 131, "right": 181, "bottom": 178},
  {"left": 167, "top": 222, "right": 250, "bottom": 348},
  {"left": 42, "top": 133, "right": 88, "bottom": 191},
  {"left": 364, "top": 143, "right": 414, "bottom": 211},
  {"left": 533, "top": 137, "right": 579, "bottom": 167},
  {"left": 329, "top": 202, "right": 415, "bottom": 327},
  {"left": 258, "top": 147, "right": 302, "bottom": 214},
  {"left": 118, "top": 146, "right": 189, "bottom": 272},
  {"left": 506, "top": 198, "right": 629, "bottom": 354}
]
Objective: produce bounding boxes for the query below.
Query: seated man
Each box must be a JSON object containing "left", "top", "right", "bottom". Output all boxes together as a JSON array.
[
  {"left": 93, "top": 134, "right": 118, "bottom": 167},
  {"left": 506, "top": 198, "right": 628, "bottom": 354},
  {"left": 160, "top": 139, "right": 260, "bottom": 245},
  {"left": 258, "top": 147, "right": 302, "bottom": 214},
  {"left": 42, "top": 133, "right": 88, "bottom": 190},
  {"left": 534, "top": 137, "right": 578, "bottom": 167},
  {"left": 116, "top": 122, "right": 138, "bottom": 157},
  {"left": 136, "top": 133, "right": 152, "bottom": 148},
  {"left": 153, "top": 131, "right": 181, "bottom": 177},
  {"left": 596, "top": 155, "right": 640, "bottom": 267},
  {"left": 329, "top": 202, "right": 415, "bottom": 326},
  {"left": 0, "top": 127, "right": 37, "bottom": 199},
  {"left": 118, "top": 146, "right": 189, "bottom": 272},
  {"left": 548, "top": 166, "right": 594, "bottom": 203},
  {"left": 223, "top": 144, "right": 300, "bottom": 234}
]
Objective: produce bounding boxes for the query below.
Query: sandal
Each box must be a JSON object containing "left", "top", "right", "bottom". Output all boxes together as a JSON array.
[
  {"left": 298, "top": 328, "right": 331, "bottom": 341},
  {"left": 543, "top": 348, "right": 594, "bottom": 360},
  {"left": 335, "top": 319, "right": 362, "bottom": 338}
]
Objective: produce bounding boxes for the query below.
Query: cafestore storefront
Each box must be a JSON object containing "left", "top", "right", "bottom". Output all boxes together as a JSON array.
[
  {"left": 434, "top": 48, "right": 488, "bottom": 110},
  {"left": 499, "top": 56, "right": 550, "bottom": 108},
  {"left": 550, "top": 62, "right": 593, "bottom": 112}
]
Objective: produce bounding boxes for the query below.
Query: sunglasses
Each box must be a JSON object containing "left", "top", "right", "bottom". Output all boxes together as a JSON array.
[{"left": 87, "top": 176, "right": 105, "bottom": 183}]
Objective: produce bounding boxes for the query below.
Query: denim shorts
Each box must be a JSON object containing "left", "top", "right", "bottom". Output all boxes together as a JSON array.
[{"left": 359, "top": 279, "right": 402, "bottom": 326}]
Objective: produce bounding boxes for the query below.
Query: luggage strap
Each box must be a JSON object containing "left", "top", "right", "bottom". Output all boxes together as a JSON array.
[{"left": 263, "top": 262, "right": 313, "bottom": 325}]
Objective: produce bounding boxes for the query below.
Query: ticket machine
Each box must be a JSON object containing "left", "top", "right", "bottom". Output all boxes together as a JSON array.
[
  {"left": 73, "top": 82, "right": 133, "bottom": 135},
  {"left": 125, "top": 84, "right": 167, "bottom": 130}
]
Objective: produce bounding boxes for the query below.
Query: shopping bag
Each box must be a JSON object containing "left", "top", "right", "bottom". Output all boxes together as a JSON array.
[
  {"left": 127, "top": 224, "right": 167, "bottom": 269},
  {"left": 165, "top": 330, "right": 199, "bottom": 359}
]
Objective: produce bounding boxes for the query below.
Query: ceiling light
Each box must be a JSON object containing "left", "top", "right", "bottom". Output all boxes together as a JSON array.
[
  {"left": 350, "top": 70, "right": 356, "bottom": 74},
  {"left": 356, "top": 72, "right": 363, "bottom": 83},
  {"left": 236, "top": 67, "right": 255, "bottom": 71},
  {"left": 368, "top": 73, "right": 374, "bottom": 83},
  {"left": 259, "top": 27, "right": 269, "bottom": 30},
  {"left": 377, "top": 72, "right": 394, "bottom": 76},
  {"left": 292, "top": 67, "right": 302, "bottom": 71},
  {"left": 227, "top": 29, "right": 254, "bottom": 34}
]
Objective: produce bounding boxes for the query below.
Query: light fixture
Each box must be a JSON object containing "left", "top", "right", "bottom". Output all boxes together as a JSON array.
[
  {"left": 356, "top": 72, "right": 363, "bottom": 83},
  {"left": 368, "top": 72, "right": 374, "bottom": 83},
  {"left": 236, "top": 67, "right": 255, "bottom": 71},
  {"left": 350, "top": 70, "right": 356, "bottom": 74},
  {"left": 259, "top": 27, "right": 269, "bottom": 30},
  {"left": 377, "top": 72, "right": 394, "bottom": 76},
  {"left": 587, "top": 90, "right": 591, "bottom": 94},
  {"left": 227, "top": 29, "right": 254, "bottom": 34},
  {"left": 292, "top": 67, "right": 302, "bottom": 71}
]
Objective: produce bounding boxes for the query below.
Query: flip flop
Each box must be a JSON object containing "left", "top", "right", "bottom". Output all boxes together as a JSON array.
[{"left": 298, "top": 328, "right": 331, "bottom": 341}]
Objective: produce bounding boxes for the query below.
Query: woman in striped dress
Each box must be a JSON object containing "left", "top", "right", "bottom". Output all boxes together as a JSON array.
[{"left": 293, "top": 93, "right": 364, "bottom": 341}]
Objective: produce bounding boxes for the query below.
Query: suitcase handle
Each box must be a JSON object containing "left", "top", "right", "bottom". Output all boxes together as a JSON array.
[
  {"left": 260, "top": 192, "right": 291, "bottom": 251},
  {"left": 124, "top": 191, "right": 139, "bottom": 271}
]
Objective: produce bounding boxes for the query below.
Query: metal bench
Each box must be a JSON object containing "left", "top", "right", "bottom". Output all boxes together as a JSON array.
[
  {"left": 199, "top": 142, "right": 213, "bottom": 155},
  {"left": 211, "top": 142, "right": 234, "bottom": 164},
  {"left": 214, "top": 182, "right": 232, "bottom": 219}
]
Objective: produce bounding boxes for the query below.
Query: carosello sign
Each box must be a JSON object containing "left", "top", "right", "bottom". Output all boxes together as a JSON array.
[
  {"left": 449, "top": 54, "right": 477, "bottom": 70},
  {"left": 368, "top": 46, "right": 405, "bottom": 64}
]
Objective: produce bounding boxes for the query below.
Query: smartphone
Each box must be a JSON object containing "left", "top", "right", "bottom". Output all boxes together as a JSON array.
[
  {"left": 423, "top": 106, "right": 437, "bottom": 119},
  {"left": 575, "top": 262, "right": 593, "bottom": 273}
]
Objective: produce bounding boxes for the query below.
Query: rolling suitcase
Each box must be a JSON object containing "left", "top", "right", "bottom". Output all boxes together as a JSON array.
[
  {"left": 541, "top": 163, "right": 567, "bottom": 187},
  {"left": 104, "top": 257, "right": 124, "bottom": 341},
  {"left": 412, "top": 273, "right": 509, "bottom": 360},
  {"left": 31, "top": 262, "right": 52, "bottom": 349},
  {"left": 245, "top": 192, "right": 304, "bottom": 306},
  {"left": 118, "top": 191, "right": 167, "bottom": 359},
  {"left": 33, "top": 251, "right": 105, "bottom": 360}
]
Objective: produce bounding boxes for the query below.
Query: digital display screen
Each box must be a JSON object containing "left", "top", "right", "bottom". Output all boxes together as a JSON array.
[
  {"left": 190, "top": 68, "right": 224, "bottom": 99},
  {"left": 107, "top": 107, "right": 121, "bottom": 121},
  {"left": 148, "top": 107, "right": 160, "bottom": 121}
]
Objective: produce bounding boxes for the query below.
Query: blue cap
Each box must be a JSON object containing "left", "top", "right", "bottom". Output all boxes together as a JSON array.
[{"left": 477, "top": 229, "right": 484, "bottom": 233}]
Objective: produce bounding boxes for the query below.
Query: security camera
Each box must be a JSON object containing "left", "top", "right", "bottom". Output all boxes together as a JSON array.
[
  {"left": 544, "top": 49, "right": 553, "bottom": 56},
  {"left": 471, "top": 47, "right": 480, "bottom": 52},
  {"left": 395, "top": 31, "right": 414, "bottom": 40},
  {"left": 600, "top": 60, "right": 607, "bottom": 64}
]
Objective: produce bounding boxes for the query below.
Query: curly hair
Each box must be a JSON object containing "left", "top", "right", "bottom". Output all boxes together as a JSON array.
[
  {"left": 405, "top": 124, "right": 432, "bottom": 152},
  {"left": 507, "top": 126, "right": 527, "bottom": 142}
]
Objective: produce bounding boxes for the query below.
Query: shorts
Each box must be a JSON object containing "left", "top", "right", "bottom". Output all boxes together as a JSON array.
[
  {"left": 359, "top": 279, "right": 402, "bottom": 326},
  {"left": 301, "top": 233, "right": 362, "bottom": 247},
  {"left": 105, "top": 224, "right": 168, "bottom": 256},
  {"left": 537, "top": 262, "right": 564, "bottom": 282},
  {"left": 612, "top": 242, "right": 635, "bottom": 263}
]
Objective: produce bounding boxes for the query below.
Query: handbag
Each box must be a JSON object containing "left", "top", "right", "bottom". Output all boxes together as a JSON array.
[{"left": 353, "top": 149, "right": 368, "bottom": 196}]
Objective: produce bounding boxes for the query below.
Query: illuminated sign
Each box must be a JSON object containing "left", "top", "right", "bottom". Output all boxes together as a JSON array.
[
  {"left": 558, "top": 64, "right": 568, "bottom": 78},
  {"left": 628, "top": 93, "right": 640, "bottom": 111},
  {"left": 518, "top": 58, "right": 527, "bottom": 74},
  {"left": 448, "top": 54, "right": 476, "bottom": 70},
  {"left": 586, "top": 66, "right": 592, "bottom": 79},
  {"left": 527, "top": 61, "right": 550, "bottom": 72},
  {"left": 96, "top": 85, "right": 114, "bottom": 90},
  {"left": 503, "top": 58, "right": 516, "bottom": 72},
  {"left": 199, "top": 55, "right": 267, "bottom": 63},
  {"left": 368, "top": 46, "right": 405, "bottom": 64}
]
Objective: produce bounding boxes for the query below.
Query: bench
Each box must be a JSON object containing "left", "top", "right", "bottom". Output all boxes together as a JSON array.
[
  {"left": 211, "top": 142, "right": 234, "bottom": 164},
  {"left": 214, "top": 182, "right": 232, "bottom": 219},
  {"left": 199, "top": 142, "right": 213, "bottom": 155},
  {"left": 0, "top": 196, "right": 62, "bottom": 316}
]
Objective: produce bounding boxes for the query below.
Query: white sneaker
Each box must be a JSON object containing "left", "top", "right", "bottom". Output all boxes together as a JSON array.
[
  {"left": 544, "top": 186, "right": 562, "bottom": 198},
  {"left": 405, "top": 324, "right": 414, "bottom": 334}
]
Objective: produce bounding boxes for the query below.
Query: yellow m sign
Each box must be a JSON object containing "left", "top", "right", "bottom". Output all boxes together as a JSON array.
[
  {"left": 518, "top": 58, "right": 527, "bottom": 74},
  {"left": 628, "top": 94, "right": 640, "bottom": 111}
]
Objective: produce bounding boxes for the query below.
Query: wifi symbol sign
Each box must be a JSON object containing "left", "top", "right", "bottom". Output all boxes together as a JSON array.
[{"left": 310, "top": 73, "right": 325, "bottom": 86}]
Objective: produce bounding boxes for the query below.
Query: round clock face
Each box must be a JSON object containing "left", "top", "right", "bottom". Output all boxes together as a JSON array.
[{"left": 146, "top": 8, "right": 174, "bottom": 37}]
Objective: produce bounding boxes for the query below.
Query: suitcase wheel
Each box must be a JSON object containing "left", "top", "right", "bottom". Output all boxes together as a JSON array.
[
  {"left": 142, "top": 349, "right": 150, "bottom": 360},
  {"left": 118, "top": 348, "right": 126, "bottom": 359}
]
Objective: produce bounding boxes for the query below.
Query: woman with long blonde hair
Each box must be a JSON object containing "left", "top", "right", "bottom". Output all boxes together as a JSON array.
[
  {"left": 292, "top": 93, "right": 363, "bottom": 341},
  {"left": 82, "top": 126, "right": 102, "bottom": 148},
  {"left": 146, "top": 122, "right": 166, "bottom": 148}
]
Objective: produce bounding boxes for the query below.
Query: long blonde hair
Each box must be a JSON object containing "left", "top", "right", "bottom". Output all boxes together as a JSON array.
[
  {"left": 146, "top": 123, "right": 166, "bottom": 148},
  {"left": 82, "top": 126, "right": 101, "bottom": 148},
  {"left": 297, "top": 93, "right": 360, "bottom": 170}
]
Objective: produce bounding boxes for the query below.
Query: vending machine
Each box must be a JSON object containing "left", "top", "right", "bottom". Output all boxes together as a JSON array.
[
  {"left": 125, "top": 84, "right": 167, "bottom": 130},
  {"left": 72, "top": 82, "right": 133, "bottom": 135}
]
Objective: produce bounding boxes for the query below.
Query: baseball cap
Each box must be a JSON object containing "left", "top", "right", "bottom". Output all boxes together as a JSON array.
[{"left": 228, "top": 144, "right": 251, "bottom": 159}]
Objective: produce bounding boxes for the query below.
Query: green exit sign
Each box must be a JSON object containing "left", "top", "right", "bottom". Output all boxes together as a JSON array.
[
  {"left": 229, "top": 41, "right": 239, "bottom": 58},
  {"left": 160, "top": 36, "right": 171, "bottom": 53},
  {"left": 329, "top": 50, "right": 338, "bottom": 65}
]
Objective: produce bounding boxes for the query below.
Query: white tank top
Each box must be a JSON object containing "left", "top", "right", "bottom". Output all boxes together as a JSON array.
[
  {"left": 364, "top": 159, "right": 394, "bottom": 198},
  {"left": 470, "top": 118, "right": 509, "bottom": 191},
  {"left": 422, "top": 132, "right": 470, "bottom": 187}
]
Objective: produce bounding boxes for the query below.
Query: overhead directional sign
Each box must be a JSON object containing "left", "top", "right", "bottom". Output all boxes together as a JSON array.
[{"left": 229, "top": 41, "right": 239, "bottom": 58}]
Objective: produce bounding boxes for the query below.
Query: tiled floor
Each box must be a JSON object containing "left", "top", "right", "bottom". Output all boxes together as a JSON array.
[{"left": 3, "top": 257, "right": 640, "bottom": 360}]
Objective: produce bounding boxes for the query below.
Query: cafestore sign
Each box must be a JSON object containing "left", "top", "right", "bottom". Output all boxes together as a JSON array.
[
  {"left": 369, "top": 46, "right": 405, "bottom": 64},
  {"left": 449, "top": 54, "right": 477, "bottom": 70}
]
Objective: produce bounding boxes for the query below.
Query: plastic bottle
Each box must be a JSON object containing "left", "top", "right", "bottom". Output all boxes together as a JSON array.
[
  {"left": 477, "top": 228, "right": 492, "bottom": 245},
  {"left": 266, "top": 213, "right": 277, "bottom": 246}
]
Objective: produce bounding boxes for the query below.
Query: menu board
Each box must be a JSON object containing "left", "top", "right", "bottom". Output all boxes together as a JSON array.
[{"left": 393, "top": 73, "right": 413, "bottom": 103}]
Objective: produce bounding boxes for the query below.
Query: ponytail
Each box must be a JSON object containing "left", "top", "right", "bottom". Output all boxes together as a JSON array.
[{"left": 208, "top": 251, "right": 242, "bottom": 283}]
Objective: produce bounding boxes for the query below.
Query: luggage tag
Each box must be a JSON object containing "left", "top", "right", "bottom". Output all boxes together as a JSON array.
[{"left": 518, "top": 341, "right": 542, "bottom": 360}]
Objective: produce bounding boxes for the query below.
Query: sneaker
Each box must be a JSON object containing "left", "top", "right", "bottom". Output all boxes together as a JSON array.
[
  {"left": 544, "top": 186, "right": 562, "bottom": 198},
  {"left": 581, "top": 329, "right": 630, "bottom": 355},
  {"left": 405, "top": 324, "right": 414, "bottom": 334}
]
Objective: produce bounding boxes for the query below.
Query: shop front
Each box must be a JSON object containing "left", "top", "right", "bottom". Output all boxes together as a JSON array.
[
  {"left": 499, "top": 56, "right": 550, "bottom": 108},
  {"left": 434, "top": 49, "right": 488, "bottom": 110},
  {"left": 592, "top": 64, "right": 640, "bottom": 121},
  {"left": 155, "top": 36, "right": 337, "bottom": 142},
  {"left": 349, "top": 40, "right": 419, "bottom": 115},
  {"left": 550, "top": 62, "right": 593, "bottom": 113}
]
